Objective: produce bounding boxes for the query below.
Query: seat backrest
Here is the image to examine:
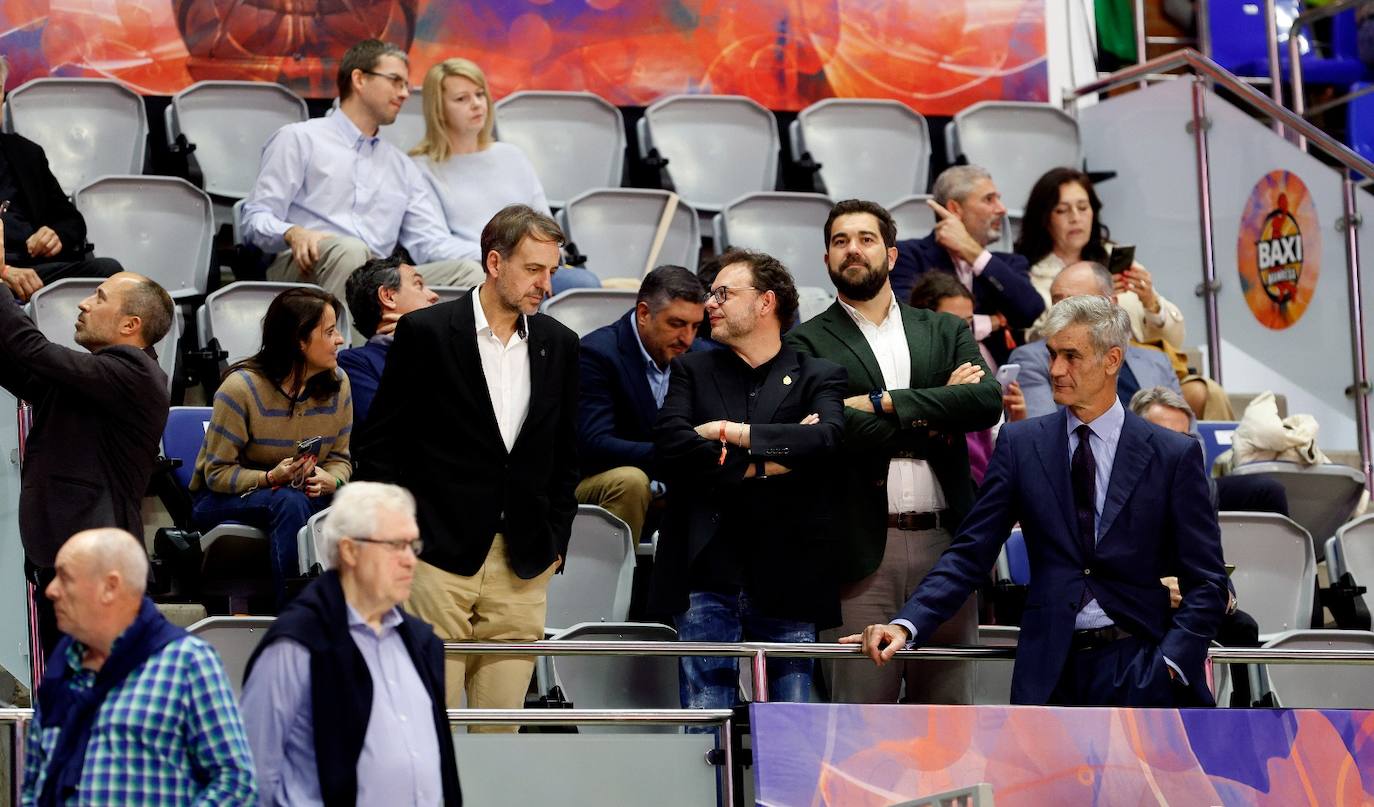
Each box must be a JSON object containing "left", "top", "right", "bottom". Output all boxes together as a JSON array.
[
  {"left": 187, "top": 616, "right": 275, "bottom": 697},
  {"left": 1259, "top": 629, "right": 1374, "bottom": 709},
  {"left": 495, "top": 91, "right": 625, "bottom": 208},
  {"left": 715, "top": 192, "right": 834, "bottom": 288},
  {"left": 169, "top": 81, "right": 308, "bottom": 199},
  {"left": 163, "top": 406, "right": 214, "bottom": 491},
  {"left": 1218, "top": 511, "right": 1316, "bottom": 635},
  {"left": 889, "top": 194, "right": 938, "bottom": 241},
  {"left": 1207, "top": 0, "right": 1301, "bottom": 74},
  {"left": 640, "top": 95, "right": 779, "bottom": 212},
  {"left": 1231, "top": 461, "right": 1366, "bottom": 554},
  {"left": 1005, "top": 528, "right": 1030, "bottom": 585},
  {"left": 430, "top": 285, "right": 473, "bottom": 305},
  {"left": 204, "top": 281, "right": 353, "bottom": 366},
  {"left": 5, "top": 78, "right": 148, "bottom": 195},
  {"left": 74, "top": 176, "right": 214, "bottom": 299},
  {"left": 559, "top": 189, "right": 700, "bottom": 281},
  {"left": 297, "top": 506, "right": 332, "bottom": 575},
  {"left": 796, "top": 286, "right": 835, "bottom": 324},
  {"left": 377, "top": 101, "right": 425, "bottom": 154},
  {"left": 1195, "top": 421, "right": 1239, "bottom": 471},
  {"left": 1334, "top": 514, "right": 1374, "bottom": 609},
  {"left": 545, "top": 621, "right": 679, "bottom": 729},
  {"left": 540, "top": 289, "right": 639, "bottom": 339},
  {"left": 543, "top": 506, "right": 635, "bottom": 632},
  {"left": 951, "top": 102, "right": 1080, "bottom": 216},
  {"left": 795, "top": 99, "right": 930, "bottom": 206}
]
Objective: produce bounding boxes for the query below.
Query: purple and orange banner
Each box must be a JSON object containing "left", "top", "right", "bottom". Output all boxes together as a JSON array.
[
  {"left": 752, "top": 702, "right": 1374, "bottom": 805},
  {"left": 1, "top": 0, "right": 1046, "bottom": 113}
]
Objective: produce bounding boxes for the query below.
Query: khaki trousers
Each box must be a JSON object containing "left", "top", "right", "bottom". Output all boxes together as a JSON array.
[
  {"left": 404, "top": 534, "right": 558, "bottom": 733},
  {"left": 821, "top": 526, "right": 978, "bottom": 704},
  {"left": 266, "top": 235, "right": 484, "bottom": 302},
  {"left": 575, "top": 466, "right": 652, "bottom": 541}
]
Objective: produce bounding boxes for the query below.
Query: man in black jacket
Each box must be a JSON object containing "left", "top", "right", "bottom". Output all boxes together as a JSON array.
[
  {"left": 0, "top": 57, "right": 122, "bottom": 302},
  {"left": 356, "top": 205, "right": 578, "bottom": 722},
  {"left": 241, "top": 482, "right": 462, "bottom": 806},
  {"left": 0, "top": 259, "right": 173, "bottom": 658}
]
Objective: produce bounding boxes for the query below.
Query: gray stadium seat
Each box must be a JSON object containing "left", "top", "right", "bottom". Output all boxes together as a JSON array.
[
  {"left": 4, "top": 77, "right": 148, "bottom": 195},
  {"left": 200, "top": 281, "right": 354, "bottom": 366},
  {"left": 974, "top": 625, "right": 1017, "bottom": 705},
  {"left": 557, "top": 188, "right": 700, "bottom": 282},
  {"left": 790, "top": 98, "right": 930, "bottom": 206},
  {"left": 713, "top": 192, "right": 834, "bottom": 289},
  {"left": 1255, "top": 629, "right": 1374, "bottom": 709},
  {"left": 1328, "top": 514, "right": 1374, "bottom": 610},
  {"left": 376, "top": 99, "right": 425, "bottom": 153},
  {"left": 28, "top": 277, "right": 182, "bottom": 397},
  {"left": 637, "top": 94, "right": 779, "bottom": 213},
  {"left": 1218, "top": 511, "right": 1317, "bottom": 638},
  {"left": 889, "top": 194, "right": 938, "bottom": 241},
  {"left": 541, "top": 621, "right": 680, "bottom": 732},
  {"left": 187, "top": 615, "right": 275, "bottom": 697},
  {"left": 73, "top": 175, "right": 214, "bottom": 300},
  {"left": 945, "top": 101, "right": 1080, "bottom": 216},
  {"left": 540, "top": 288, "right": 639, "bottom": 338},
  {"left": 1231, "top": 460, "right": 1366, "bottom": 560},
  {"left": 430, "top": 285, "right": 473, "bottom": 305},
  {"left": 544, "top": 505, "right": 636, "bottom": 633},
  {"left": 295, "top": 506, "right": 331, "bottom": 576},
  {"left": 495, "top": 91, "right": 626, "bottom": 208},
  {"left": 165, "top": 80, "right": 308, "bottom": 200}
]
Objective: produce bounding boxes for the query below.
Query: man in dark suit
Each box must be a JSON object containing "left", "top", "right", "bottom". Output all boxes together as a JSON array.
[
  {"left": 848, "top": 295, "right": 1229, "bottom": 707},
  {"left": 651, "top": 248, "right": 847, "bottom": 710},
  {"left": 355, "top": 205, "right": 579, "bottom": 722},
  {"left": 0, "top": 263, "right": 173, "bottom": 659},
  {"left": 890, "top": 166, "right": 1043, "bottom": 365},
  {"left": 787, "top": 199, "right": 1003, "bottom": 704},
  {"left": 576, "top": 265, "right": 705, "bottom": 541},
  {"left": 0, "top": 58, "right": 121, "bottom": 301}
]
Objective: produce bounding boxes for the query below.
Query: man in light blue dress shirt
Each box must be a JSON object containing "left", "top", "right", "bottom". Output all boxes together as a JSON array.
[{"left": 241, "top": 39, "right": 483, "bottom": 302}]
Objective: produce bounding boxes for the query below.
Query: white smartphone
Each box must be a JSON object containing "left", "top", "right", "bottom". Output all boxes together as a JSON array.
[{"left": 995, "top": 363, "right": 1021, "bottom": 388}]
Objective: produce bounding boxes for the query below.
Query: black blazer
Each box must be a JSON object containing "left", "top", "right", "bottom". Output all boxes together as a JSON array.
[
  {"left": 0, "top": 289, "right": 169, "bottom": 567},
  {"left": 648, "top": 345, "right": 847, "bottom": 626},
  {"left": 355, "top": 290, "right": 580, "bottom": 579},
  {"left": 0, "top": 133, "right": 90, "bottom": 264}
]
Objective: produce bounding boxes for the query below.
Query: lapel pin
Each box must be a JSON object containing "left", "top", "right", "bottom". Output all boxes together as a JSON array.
[
  {"left": 540, "top": 347, "right": 547, "bottom": 357},
  {"left": 783, "top": 375, "right": 792, "bottom": 386}
]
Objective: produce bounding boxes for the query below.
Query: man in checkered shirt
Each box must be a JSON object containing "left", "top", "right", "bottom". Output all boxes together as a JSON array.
[{"left": 21, "top": 528, "right": 256, "bottom": 806}]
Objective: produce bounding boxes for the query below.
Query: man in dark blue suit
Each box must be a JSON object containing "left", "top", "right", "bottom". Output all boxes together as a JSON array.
[
  {"left": 576, "top": 265, "right": 706, "bottom": 540},
  {"left": 890, "top": 166, "right": 1044, "bottom": 365},
  {"left": 846, "top": 295, "right": 1229, "bottom": 707}
]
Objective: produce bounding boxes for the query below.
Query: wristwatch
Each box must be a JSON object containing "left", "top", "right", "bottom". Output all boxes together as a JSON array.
[{"left": 868, "top": 389, "right": 886, "bottom": 414}]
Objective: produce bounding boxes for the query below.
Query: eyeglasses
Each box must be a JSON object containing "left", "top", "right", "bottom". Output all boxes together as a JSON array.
[
  {"left": 362, "top": 70, "right": 409, "bottom": 91},
  {"left": 708, "top": 286, "right": 760, "bottom": 305},
  {"left": 350, "top": 536, "right": 424, "bottom": 555}
]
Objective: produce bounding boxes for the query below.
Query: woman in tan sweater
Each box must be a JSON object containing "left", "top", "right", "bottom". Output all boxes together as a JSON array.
[{"left": 191, "top": 287, "right": 352, "bottom": 605}]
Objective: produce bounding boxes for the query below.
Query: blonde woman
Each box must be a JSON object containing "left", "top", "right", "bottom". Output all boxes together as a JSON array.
[{"left": 411, "top": 58, "right": 598, "bottom": 293}]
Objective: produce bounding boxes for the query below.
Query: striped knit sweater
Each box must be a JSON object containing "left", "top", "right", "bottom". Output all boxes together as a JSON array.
[{"left": 191, "top": 368, "right": 353, "bottom": 494}]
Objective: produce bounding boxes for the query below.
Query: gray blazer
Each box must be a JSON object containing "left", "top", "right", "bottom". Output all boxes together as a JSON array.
[{"left": 1009, "top": 339, "right": 1182, "bottom": 419}]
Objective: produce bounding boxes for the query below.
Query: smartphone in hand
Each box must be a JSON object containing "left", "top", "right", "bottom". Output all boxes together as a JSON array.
[
  {"left": 1107, "top": 244, "right": 1136, "bottom": 275},
  {"left": 295, "top": 435, "right": 324, "bottom": 459},
  {"left": 995, "top": 363, "right": 1021, "bottom": 389}
]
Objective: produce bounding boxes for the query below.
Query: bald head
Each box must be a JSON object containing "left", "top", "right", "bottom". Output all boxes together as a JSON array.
[
  {"left": 1049, "top": 260, "right": 1114, "bottom": 305},
  {"left": 62, "top": 528, "right": 149, "bottom": 597},
  {"left": 48, "top": 528, "right": 149, "bottom": 652}
]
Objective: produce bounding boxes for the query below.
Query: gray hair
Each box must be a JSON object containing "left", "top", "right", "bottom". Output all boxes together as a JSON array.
[
  {"left": 319, "top": 482, "right": 417, "bottom": 569},
  {"left": 1052, "top": 261, "right": 1114, "bottom": 299},
  {"left": 1129, "top": 386, "right": 1195, "bottom": 431},
  {"left": 68, "top": 528, "right": 149, "bottom": 596},
  {"left": 1041, "top": 295, "right": 1131, "bottom": 359},
  {"left": 932, "top": 165, "right": 994, "bottom": 207}
]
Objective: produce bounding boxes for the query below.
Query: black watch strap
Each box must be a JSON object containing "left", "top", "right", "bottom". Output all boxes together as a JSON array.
[{"left": 869, "top": 389, "right": 886, "bottom": 414}]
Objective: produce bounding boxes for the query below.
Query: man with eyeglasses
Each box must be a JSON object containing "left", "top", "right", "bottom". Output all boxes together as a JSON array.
[
  {"left": 651, "top": 248, "right": 847, "bottom": 712},
  {"left": 240, "top": 481, "right": 462, "bottom": 806},
  {"left": 242, "top": 39, "right": 483, "bottom": 302}
]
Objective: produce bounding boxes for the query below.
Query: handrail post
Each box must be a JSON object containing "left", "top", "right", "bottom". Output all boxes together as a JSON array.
[
  {"left": 1190, "top": 77, "right": 1224, "bottom": 384},
  {"left": 1289, "top": 15, "right": 1308, "bottom": 150},
  {"left": 1134, "top": 0, "right": 1149, "bottom": 89},
  {"left": 751, "top": 649, "right": 769, "bottom": 703},
  {"left": 720, "top": 716, "right": 735, "bottom": 807},
  {"left": 1343, "top": 177, "right": 1373, "bottom": 490},
  {"left": 1265, "top": 0, "right": 1286, "bottom": 136}
]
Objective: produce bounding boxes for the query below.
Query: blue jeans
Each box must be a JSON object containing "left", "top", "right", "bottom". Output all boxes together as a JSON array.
[
  {"left": 674, "top": 590, "right": 815, "bottom": 712},
  {"left": 191, "top": 487, "right": 329, "bottom": 603},
  {"left": 552, "top": 266, "right": 601, "bottom": 295}
]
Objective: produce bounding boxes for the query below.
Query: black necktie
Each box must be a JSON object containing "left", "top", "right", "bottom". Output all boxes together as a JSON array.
[{"left": 1072, "top": 424, "right": 1097, "bottom": 559}]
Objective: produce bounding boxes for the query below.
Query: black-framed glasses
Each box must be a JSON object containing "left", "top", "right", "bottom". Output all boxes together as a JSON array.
[
  {"left": 362, "top": 70, "right": 409, "bottom": 90},
  {"left": 708, "top": 285, "right": 761, "bottom": 305},
  {"left": 350, "top": 536, "right": 424, "bottom": 555}
]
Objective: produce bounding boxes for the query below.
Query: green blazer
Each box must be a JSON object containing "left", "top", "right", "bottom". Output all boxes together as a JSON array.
[{"left": 786, "top": 299, "right": 1003, "bottom": 584}]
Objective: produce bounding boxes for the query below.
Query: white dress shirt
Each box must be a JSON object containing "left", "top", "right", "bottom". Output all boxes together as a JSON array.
[
  {"left": 837, "top": 292, "right": 946, "bottom": 514},
  {"left": 473, "top": 287, "right": 531, "bottom": 453}
]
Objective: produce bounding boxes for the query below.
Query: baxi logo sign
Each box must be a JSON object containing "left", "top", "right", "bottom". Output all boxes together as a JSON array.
[{"left": 1237, "top": 170, "right": 1320, "bottom": 330}]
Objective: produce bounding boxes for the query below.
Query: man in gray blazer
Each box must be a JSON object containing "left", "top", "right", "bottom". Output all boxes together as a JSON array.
[{"left": 1011, "top": 261, "right": 1181, "bottom": 419}]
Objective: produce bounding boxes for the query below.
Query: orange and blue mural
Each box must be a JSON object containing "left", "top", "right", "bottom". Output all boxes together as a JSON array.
[
  {"left": 752, "top": 703, "right": 1374, "bottom": 805},
  {"left": 0, "top": 0, "right": 1046, "bottom": 113}
]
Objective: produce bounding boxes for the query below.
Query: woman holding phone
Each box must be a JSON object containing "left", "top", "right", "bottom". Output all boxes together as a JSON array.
[
  {"left": 1014, "top": 167, "right": 1185, "bottom": 346},
  {"left": 190, "top": 287, "right": 352, "bottom": 606}
]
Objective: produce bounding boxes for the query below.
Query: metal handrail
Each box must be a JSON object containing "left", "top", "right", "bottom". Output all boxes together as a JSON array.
[
  {"left": 1065, "top": 49, "right": 1374, "bottom": 181},
  {"left": 444, "top": 708, "right": 733, "bottom": 726},
  {"left": 1288, "top": 0, "right": 1374, "bottom": 151}
]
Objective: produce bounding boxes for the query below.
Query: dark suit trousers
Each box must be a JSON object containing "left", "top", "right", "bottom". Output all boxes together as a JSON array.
[
  {"left": 1048, "top": 635, "right": 1189, "bottom": 707},
  {"left": 20, "top": 255, "right": 121, "bottom": 284}
]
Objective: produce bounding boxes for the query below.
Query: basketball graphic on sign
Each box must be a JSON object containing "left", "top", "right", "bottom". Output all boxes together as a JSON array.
[{"left": 1237, "top": 170, "right": 1320, "bottom": 330}]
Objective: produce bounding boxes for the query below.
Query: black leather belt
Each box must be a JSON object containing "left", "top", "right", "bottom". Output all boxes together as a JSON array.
[
  {"left": 886, "top": 510, "right": 948, "bottom": 531},
  {"left": 892, "top": 450, "right": 924, "bottom": 460},
  {"left": 1070, "top": 625, "right": 1130, "bottom": 651}
]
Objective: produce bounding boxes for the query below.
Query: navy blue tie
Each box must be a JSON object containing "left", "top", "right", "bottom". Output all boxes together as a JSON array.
[{"left": 1072, "top": 424, "right": 1097, "bottom": 560}]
